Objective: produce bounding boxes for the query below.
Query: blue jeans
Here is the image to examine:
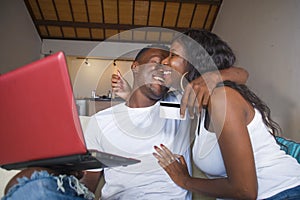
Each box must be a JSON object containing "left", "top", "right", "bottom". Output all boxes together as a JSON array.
[
  {"left": 265, "top": 185, "right": 300, "bottom": 200},
  {"left": 2, "top": 170, "right": 94, "bottom": 200}
]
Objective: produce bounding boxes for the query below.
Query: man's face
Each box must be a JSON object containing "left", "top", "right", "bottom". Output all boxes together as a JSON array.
[{"left": 134, "top": 48, "right": 169, "bottom": 100}]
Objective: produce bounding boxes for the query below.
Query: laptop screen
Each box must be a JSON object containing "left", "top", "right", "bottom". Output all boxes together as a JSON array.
[{"left": 0, "top": 52, "right": 87, "bottom": 166}]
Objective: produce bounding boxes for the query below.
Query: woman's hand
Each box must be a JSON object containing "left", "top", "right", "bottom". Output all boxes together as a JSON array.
[
  {"left": 180, "top": 71, "right": 220, "bottom": 118},
  {"left": 111, "top": 70, "right": 132, "bottom": 100},
  {"left": 153, "top": 144, "right": 191, "bottom": 189}
]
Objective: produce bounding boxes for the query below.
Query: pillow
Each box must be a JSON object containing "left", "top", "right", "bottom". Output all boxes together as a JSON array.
[{"left": 275, "top": 136, "right": 300, "bottom": 164}]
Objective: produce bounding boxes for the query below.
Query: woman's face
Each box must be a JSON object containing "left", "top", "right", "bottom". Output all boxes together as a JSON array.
[
  {"left": 162, "top": 41, "right": 189, "bottom": 75},
  {"left": 161, "top": 41, "right": 190, "bottom": 89}
]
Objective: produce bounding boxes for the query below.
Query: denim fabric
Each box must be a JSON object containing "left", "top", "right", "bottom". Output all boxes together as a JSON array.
[
  {"left": 265, "top": 185, "right": 300, "bottom": 200},
  {"left": 2, "top": 171, "right": 94, "bottom": 200}
]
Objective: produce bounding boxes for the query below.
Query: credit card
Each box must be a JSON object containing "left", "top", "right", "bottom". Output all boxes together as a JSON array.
[{"left": 159, "top": 101, "right": 186, "bottom": 120}]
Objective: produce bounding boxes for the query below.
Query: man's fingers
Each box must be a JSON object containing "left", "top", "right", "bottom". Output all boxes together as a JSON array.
[{"left": 111, "top": 74, "right": 120, "bottom": 81}]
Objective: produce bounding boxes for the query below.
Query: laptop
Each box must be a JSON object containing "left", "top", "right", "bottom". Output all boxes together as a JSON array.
[{"left": 0, "top": 51, "right": 140, "bottom": 172}]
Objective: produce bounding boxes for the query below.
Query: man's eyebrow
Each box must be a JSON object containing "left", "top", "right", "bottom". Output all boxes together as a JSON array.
[{"left": 148, "top": 55, "right": 164, "bottom": 60}]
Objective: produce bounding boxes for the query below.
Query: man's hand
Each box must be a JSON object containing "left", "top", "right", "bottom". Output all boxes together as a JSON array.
[
  {"left": 80, "top": 171, "right": 102, "bottom": 193},
  {"left": 111, "top": 70, "right": 132, "bottom": 100}
]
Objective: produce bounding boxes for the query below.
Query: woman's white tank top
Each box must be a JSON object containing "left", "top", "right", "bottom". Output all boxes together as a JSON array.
[{"left": 192, "top": 109, "right": 300, "bottom": 199}]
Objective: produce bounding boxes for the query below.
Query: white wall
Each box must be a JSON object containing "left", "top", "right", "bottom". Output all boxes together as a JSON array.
[
  {"left": 66, "top": 57, "right": 133, "bottom": 98},
  {"left": 213, "top": 0, "right": 300, "bottom": 141},
  {"left": 0, "top": 1, "right": 41, "bottom": 196},
  {"left": 42, "top": 40, "right": 146, "bottom": 98},
  {"left": 0, "top": 0, "right": 41, "bottom": 74}
]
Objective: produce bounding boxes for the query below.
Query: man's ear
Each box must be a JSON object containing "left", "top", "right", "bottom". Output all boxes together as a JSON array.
[{"left": 131, "top": 61, "right": 139, "bottom": 73}]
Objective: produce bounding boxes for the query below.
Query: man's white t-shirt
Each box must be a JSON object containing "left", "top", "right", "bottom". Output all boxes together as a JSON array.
[{"left": 84, "top": 99, "right": 193, "bottom": 200}]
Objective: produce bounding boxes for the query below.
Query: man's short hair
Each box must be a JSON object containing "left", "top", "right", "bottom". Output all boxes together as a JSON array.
[{"left": 134, "top": 44, "right": 169, "bottom": 62}]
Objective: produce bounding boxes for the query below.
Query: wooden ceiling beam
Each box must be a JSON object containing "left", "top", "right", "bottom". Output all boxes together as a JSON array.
[
  {"left": 42, "top": 35, "right": 171, "bottom": 43},
  {"left": 35, "top": 0, "right": 50, "bottom": 36},
  {"left": 142, "top": 0, "right": 221, "bottom": 5},
  {"left": 35, "top": 20, "right": 191, "bottom": 32},
  {"left": 52, "top": 0, "right": 64, "bottom": 38},
  {"left": 67, "top": 0, "right": 77, "bottom": 38},
  {"left": 189, "top": 3, "right": 197, "bottom": 27},
  {"left": 174, "top": 2, "right": 182, "bottom": 28},
  {"left": 101, "top": 0, "right": 106, "bottom": 39},
  {"left": 210, "top": 0, "right": 223, "bottom": 30},
  {"left": 203, "top": 4, "right": 212, "bottom": 29}
]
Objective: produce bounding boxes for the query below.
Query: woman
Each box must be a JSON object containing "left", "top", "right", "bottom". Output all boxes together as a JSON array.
[{"left": 153, "top": 29, "right": 300, "bottom": 199}]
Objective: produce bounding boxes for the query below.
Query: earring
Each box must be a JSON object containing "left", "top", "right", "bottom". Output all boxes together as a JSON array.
[{"left": 180, "top": 72, "right": 189, "bottom": 91}]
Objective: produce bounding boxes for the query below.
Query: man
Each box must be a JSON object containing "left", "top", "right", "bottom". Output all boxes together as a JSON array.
[
  {"left": 81, "top": 45, "right": 193, "bottom": 200},
  {"left": 3, "top": 45, "right": 192, "bottom": 200}
]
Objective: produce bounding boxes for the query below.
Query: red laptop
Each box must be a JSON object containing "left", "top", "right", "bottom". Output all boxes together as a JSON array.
[{"left": 0, "top": 52, "right": 140, "bottom": 172}]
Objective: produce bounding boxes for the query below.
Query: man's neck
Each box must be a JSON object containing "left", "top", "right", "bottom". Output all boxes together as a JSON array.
[{"left": 126, "top": 90, "right": 158, "bottom": 108}]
